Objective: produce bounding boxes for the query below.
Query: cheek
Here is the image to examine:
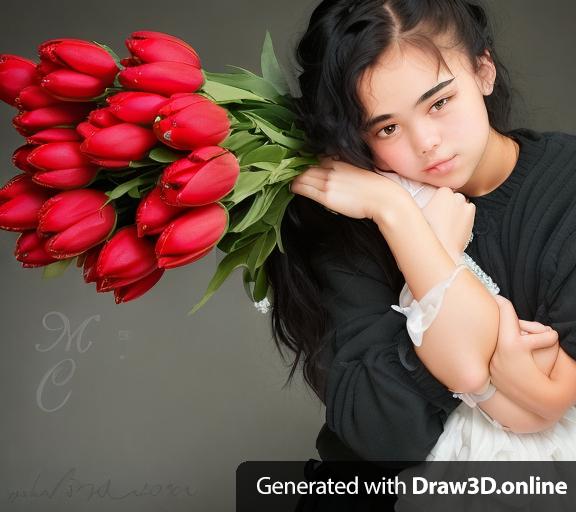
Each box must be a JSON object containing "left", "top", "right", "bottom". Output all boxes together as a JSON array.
[{"left": 371, "top": 142, "right": 410, "bottom": 170}]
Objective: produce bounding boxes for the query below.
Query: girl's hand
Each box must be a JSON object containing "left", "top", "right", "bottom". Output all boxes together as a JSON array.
[
  {"left": 518, "top": 320, "right": 559, "bottom": 377},
  {"left": 420, "top": 187, "right": 476, "bottom": 259},
  {"left": 490, "top": 295, "right": 559, "bottom": 391},
  {"left": 289, "top": 157, "right": 413, "bottom": 222}
]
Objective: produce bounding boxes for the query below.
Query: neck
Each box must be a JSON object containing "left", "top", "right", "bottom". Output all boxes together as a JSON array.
[{"left": 458, "top": 128, "right": 520, "bottom": 197}]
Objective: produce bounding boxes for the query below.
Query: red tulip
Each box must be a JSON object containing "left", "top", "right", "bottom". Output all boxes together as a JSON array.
[
  {"left": 40, "top": 69, "right": 109, "bottom": 101},
  {"left": 76, "top": 121, "right": 100, "bottom": 139},
  {"left": 37, "top": 189, "right": 117, "bottom": 259},
  {"left": 135, "top": 186, "right": 185, "bottom": 237},
  {"left": 0, "top": 174, "right": 53, "bottom": 231},
  {"left": 155, "top": 203, "right": 228, "bottom": 269},
  {"left": 125, "top": 31, "right": 201, "bottom": 68},
  {"left": 153, "top": 94, "right": 230, "bottom": 150},
  {"left": 95, "top": 225, "right": 159, "bottom": 291},
  {"left": 27, "top": 128, "right": 81, "bottom": 144},
  {"left": 79, "top": 244, "right": 102, "bottom": 283},
  {"left": 160, "top": 146, "right": 239, "bottom": 207},
  {"left": 88, "top": 107, "right": 120, "bottom": 128},
  {"left": 15, "top": 85, "right": 60, "bottom": 110},
  {"left": 107, "top": 91, "right": 168, "bottom": 125},
  {"left": 112, "top": 268, "right": 165, "bottom": 303},
  {"left": 80, "top": 123, "right": 157, "bottom": 163},
  {"left": 0, "top": 55, "right": 38, "bottom": 106},
  {"left": 13, "top": 103, "right": 93, "bottom": 135},
  {"left": 14, "top": 230, "right": 59, "bottom": 267},
  {"left": 12, "top": 144, "right": 40, "bottom": 173},
  {"left": 38, "top": 39, "right": 119, "bottom": 82},
  {"left": 118, "top": 61, "right": 204, "bottom": 96},
  {"left": 27, "top": 141, "right": 99, "bottom": 189}
]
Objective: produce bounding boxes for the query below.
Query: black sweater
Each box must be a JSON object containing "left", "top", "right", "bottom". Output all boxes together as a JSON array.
[{"left": 311, "top": 128, "right": 576, "bottom": 462}]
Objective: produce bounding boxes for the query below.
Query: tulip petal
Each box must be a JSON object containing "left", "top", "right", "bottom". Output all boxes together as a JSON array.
[
  {"left": 113, "top": 268, "right": 165, "bottom": 303},
  {"left": 45, "top": 206, "right": 116, "bottom": 258},
  {"left": 32, "top": 167, "right": 99, "bottom": 189}
]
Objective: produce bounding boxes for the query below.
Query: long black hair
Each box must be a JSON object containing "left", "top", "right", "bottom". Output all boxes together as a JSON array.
[{"left": 265, "top": 0, "right": 515, "bottom": 401}]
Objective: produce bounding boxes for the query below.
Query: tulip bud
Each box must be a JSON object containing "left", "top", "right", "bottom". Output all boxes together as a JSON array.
[
  {"left": 76, "top": 121, "right": 100, "bottom": 139},
  {"left": 41, "top": 69, "right": 109, "bottom": 101},
  {"left": 118, "top": 61, "right": 203, "bottom": 96},
  {"left": 16, "top": 85, "right": 60, "bottom": 110},
  {"left": 14, "top": 230, "right": 59, "bottom": 267},
  {"left": 27, "top": 141, "right": 99, "bottom": 189},
  {"left": 113, "top": 268, "right": 165, "bottom": 303},
  {"left": 27, "top": 128, "right": 81, "bottom": 144},
  {"left": 12, "top": 144, "right": 40, "bottom": 173},
  {"left": 79, "top": 244, "right": 102, "bottom": 283},
  {"left": 80, "top": 123, "right": 157, "bottom": 162},
  {"left": 38, "top": 39, "right": 119, "bottom": 82},
  {"left": 160, "top": 146, "right": 239, "bottom": 207},
  {"left": 0, "top": 54, "right": 38, "bottom": 106},
  {"left": 107, "top": 92, "right": 168, "bottom": 125},
  {"left": 13, "top": 103, "right": 93, "bottom": 135},
  {"left": 0, "top": 174, "right": 53, "bottom": 231},
  {"left": 37, "top": 189, "right": 117, "bottom": 259},
  {"left": 88, "top": 107, "right": 121, "bottom": 128},
  {"left": 155, "top": 203, "right": 228, "bottom": 269},
  {"left": 95, "top": 225, "right": 159, "bottom": 291},
  {"left": 126, "top": 31, "right": 201, "bottom": 68},
  {"left": 153, "top": 94, "right": 230, "bottom": 150},
  {"left": 135, "top": 186, "right": 185, "bottom": 236}
]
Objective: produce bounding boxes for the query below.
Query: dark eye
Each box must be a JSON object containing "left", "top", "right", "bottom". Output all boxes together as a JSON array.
[
  {"left": 377, "top": 124, "right": 397, "bottom": 138},
  {"left": 432, "top": 97, "right": 450, "bottom": 111}
]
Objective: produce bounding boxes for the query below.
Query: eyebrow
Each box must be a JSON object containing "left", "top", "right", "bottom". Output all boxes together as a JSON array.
[{"left": 363, "top": 77, "right": 456, "bottom": 130}]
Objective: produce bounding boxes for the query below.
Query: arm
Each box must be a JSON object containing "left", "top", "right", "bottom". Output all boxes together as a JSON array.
[
  {"left": 489, "top": 260, "right": 576, "bottom": 421},
  {"left": 373, "top": 194, "right": 499, "bottom": 393},
  {"left": 311, "top": 247, "right": 459, "bottom": 461}
]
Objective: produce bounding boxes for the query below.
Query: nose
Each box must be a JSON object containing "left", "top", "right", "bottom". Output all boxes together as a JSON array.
[{"left": 414, "top": 121, "right": 442, "bottom": 155}]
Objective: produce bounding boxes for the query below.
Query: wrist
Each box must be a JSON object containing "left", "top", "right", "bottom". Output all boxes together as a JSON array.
[{"left": 372, "top": 194, "right": 420, "bottom": 231}]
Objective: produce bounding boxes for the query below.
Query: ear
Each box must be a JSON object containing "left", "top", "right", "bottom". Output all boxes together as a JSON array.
[{"left": 475, "top": 49, "right": 496, "bottom": 96}]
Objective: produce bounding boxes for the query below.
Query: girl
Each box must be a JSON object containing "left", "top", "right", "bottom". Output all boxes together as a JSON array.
[{"left": 265, "top": 0, "right": 576, "bottom": 460}]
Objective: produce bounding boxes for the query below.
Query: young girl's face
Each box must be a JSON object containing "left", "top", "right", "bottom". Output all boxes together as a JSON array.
[{"left": 358, "top": 33, "right": 496, "bottom": 191}]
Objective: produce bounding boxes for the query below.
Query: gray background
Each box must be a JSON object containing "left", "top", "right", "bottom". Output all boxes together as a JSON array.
[{"left": 0, "top": 1, "right": 575, "bottom": 510}]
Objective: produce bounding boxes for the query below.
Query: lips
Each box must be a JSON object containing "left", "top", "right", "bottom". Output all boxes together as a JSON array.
[{"left": 423, "top": 155, "right": 457, "bottom": 174}]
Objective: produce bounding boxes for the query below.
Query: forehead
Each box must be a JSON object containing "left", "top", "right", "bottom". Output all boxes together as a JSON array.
[{"left": 358, "top": 39, "right": 472, "bottom": 114}]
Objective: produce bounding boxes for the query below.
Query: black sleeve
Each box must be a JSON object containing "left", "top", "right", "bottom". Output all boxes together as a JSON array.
[
  {"left": 543, "top": 231, "right": 576, "bottom": 361},
  {"left": 311, "top": 249, "right": 459, "bottom": 462}
]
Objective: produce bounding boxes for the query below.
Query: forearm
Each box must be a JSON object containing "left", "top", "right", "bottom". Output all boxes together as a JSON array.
[
  {"left": 374, "top": 199, "right": 499, "bottom": 393},
  {"left": 478, "top": 389, "right": 557, "bottom": 433},
  {"left": 492, "top": 349, "right": 576, "bottom": 421}
]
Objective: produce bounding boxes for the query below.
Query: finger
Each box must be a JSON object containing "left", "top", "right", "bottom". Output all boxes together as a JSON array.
[
  {"left": 518, "top": 319, "right": 552, "bottom": 334},
  {"left": 494, "top": 295, "right": 521, "bottom": 339},
  {"left": 521, "top": 330, "right": 558, "bottom": 351},
  {"left": 290, "top": 174, "right": 329, "bottom": 195}
]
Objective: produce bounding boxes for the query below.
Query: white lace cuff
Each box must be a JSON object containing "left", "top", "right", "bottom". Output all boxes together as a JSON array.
[
  {"left": 452, "top": 382, "right": 497, "bottom": 408},
  {"left": 391, "top": 264, "right": 466, "bottom": 347}
]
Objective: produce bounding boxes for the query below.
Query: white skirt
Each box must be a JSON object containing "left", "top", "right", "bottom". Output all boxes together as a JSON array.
[{"left": 427, "top": 402, "right": 576, "bottom": 461}]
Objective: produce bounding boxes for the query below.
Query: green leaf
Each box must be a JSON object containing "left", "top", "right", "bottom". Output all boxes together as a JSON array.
[
  {"left": 221, "top": 171, "right": 270, "bottom": 206},
  {"left": 187, "top": 243, "right": 253, "bottom": 315},
  {"left": 148, "top": 147, "right": 182, "bottom": 163},
  {"left": 42, "top": 258, "right": 74, "bottom": 279},
  {"left": 252, "top": 264, "right": 269, "bottom": 302},
  {"left": 261, "top": 31, "right": 290, "bottom": 96},
  {"left": 246, "top": 228, "right": 277, "bottom": 276},
  {"left": 221, "top": 131, "right": 265, "bottom": 153},
  {"left": 228, "top": 184, "right": 284, "bottom": 233},
  {"left": 104, "top": 175, "right": 149, "bottom": 204},
  {"left": 201, "top": 80, "right": 266, "bottom": 103},
  {"left": 244, "top": 112, "right": 304, "bottom": 150},
  {"left": 241, "top": 144, "right": 287, "bottom": 166},
  {"left": 204, "top": 69, "right": 281, "bottom": 103}
]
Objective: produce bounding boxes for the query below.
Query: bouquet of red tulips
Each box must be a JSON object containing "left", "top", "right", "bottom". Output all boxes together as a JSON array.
[{"left": 0, "top": 31, "right": 315, "bottom": 313}]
